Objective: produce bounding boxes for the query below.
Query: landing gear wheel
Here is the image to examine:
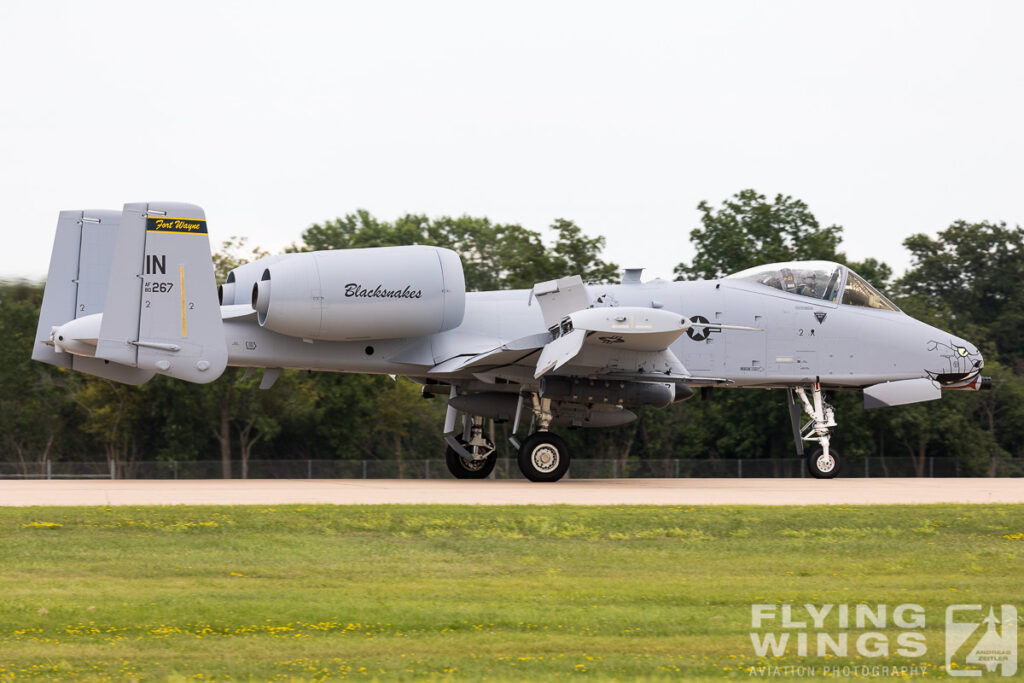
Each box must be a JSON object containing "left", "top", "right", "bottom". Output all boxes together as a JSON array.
[
  {"left": 445, "top": 438, "right": 497, "bottom": 479},
  {"left": 807, "top": 448, "right": 840, "bottom": 479},
  {"left": 517, "top": 432, "right": 570, "bottom": 482}
]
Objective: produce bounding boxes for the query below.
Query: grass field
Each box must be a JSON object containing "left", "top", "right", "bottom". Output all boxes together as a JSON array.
[{"left": 1, "top": 504, "right": 1022, "bottom": 681}]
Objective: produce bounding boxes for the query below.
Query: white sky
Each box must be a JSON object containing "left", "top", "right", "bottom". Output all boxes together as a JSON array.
[{"left": 1, "top": 1, "right": 1021, "bottom": 283}]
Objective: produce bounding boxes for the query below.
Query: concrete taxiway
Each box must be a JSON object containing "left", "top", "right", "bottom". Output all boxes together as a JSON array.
[{"left": 0, "top": 478, "right": 1020, "bottom": 506}]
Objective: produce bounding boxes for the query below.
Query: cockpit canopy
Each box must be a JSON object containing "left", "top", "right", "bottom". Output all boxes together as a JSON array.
[{"left": 726, "top": 261, "right": 899, "bottom": 311}]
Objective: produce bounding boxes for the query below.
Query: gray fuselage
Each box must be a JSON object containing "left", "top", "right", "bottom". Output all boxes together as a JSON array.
[{"left": 223, "top": 275, "right": 981, "bottom": 391}]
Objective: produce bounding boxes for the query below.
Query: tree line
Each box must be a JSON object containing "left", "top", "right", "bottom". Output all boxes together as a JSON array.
[{"left": 2, "top": 190, "right": 1022, "bottom": 476}]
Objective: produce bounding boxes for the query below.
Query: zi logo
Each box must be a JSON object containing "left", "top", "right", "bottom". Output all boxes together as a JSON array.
[{"left": 946, "top": 604, "right": 1017, "bottom": 677}]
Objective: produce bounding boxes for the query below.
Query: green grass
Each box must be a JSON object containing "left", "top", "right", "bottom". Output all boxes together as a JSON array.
[{"left": 0, "top": 504, "right": 1022, "bottom": 681}]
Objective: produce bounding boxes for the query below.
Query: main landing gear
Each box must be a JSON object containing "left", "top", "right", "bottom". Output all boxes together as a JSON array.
[
  {"left": 515, "top": 394, "right": 570, "bottom": 482},
  {"left": 792, "top": 383, "right": 841, "bottom": 478},
  {"left": 444, "top": 392, "right": 573, "bottom": 482},
  {"left": 444, "top": 415, "right": 497, "bottom": 479}
]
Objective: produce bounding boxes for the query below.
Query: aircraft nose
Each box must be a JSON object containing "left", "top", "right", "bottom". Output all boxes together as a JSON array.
[{"left": 923, "top": 330, "right": 984, "bottom": 387}]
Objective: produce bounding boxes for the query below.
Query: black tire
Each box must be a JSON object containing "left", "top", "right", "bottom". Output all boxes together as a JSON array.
[
  {"left": 517, "top": 432, "right": 570, "bottom": 482},
  {"left": 445, "top": 439, "right": 497, "bottom": 479},
  {"left": 807, "top": 448, "right": 840, "bottom": 479}
]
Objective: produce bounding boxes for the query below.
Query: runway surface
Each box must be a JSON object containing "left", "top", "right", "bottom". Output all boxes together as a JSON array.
[{"left": 0, "top": 478, "right": 1021, "bottom": 506}]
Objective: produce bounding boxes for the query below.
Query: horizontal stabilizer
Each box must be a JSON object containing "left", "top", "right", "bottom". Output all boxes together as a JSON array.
[
  {"left": 864, "top": 378, "right": 941, "bottom": 409},
  {"left": 221, "top": 304, "right": 257, "bottom": 321}
]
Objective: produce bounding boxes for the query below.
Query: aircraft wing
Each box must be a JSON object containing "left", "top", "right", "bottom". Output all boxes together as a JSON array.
[
  {"left": 533, "top": 307, "right": 692, "bottom": 378},
  {"left": 428, "top": 332, "right": 551, "bottom": 375},
  {"left": 221, "top": 304, "right": 256, "bottom": 321},
  {"left": 532, "top": 306, "right": 761, "bottom": 379},
  {"left": 428, "top": 296, "right": 760, "bottom": 382}
]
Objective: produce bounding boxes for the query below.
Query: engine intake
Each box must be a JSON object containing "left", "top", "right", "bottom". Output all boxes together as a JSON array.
[{"left": 250, "top": 246, "right": 465, "bottom": 341}]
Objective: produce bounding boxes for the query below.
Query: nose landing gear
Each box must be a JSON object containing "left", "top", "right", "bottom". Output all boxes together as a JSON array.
[{"left": 792, "top": 383, "right": 841, "bottom": 479}]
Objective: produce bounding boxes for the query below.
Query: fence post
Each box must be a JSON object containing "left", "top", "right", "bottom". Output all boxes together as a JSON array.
[
  {"left": 425, "top": 460, "right": 430, "bottom": 479},
  {"left": 612, "top": 460, "right": 618, "bottom": 478},
  {"left": 173, "top": 460, "right": 178, "bottom": 480},
  {"left": 46, "top": 459, "right": 51, "bottom": 480},
  {"left": 928, "top": 457, "right": 933, "bottom": 478},
  {"left": 865, "top": 458, "right": 869, "bottom": 478},
  {"left": 110, "top": 460, "right": 116, "bottom": 480},
  {"left": 307, "top": 459, "right": 313, "bottom": 479},
  {"left": 737, "top": 459, "right": 743, "bottom": 478},
  {"left": 362, "top": 460, "right": 367, "bottom": 479},
  {"left": 674, "top": 459, "right": 680, "bottom": 478}
]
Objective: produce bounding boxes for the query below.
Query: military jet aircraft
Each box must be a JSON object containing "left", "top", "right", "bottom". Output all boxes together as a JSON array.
[{"left": 33, "top": 202, "right": 989, "bottom": 481}]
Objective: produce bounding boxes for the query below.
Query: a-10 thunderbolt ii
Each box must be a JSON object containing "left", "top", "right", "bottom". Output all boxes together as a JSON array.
[{"left": 33, "top": 202, "right": 990, "bottom": 481}]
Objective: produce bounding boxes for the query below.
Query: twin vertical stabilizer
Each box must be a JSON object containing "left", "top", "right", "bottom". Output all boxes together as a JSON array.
[{"left": 33, "top": 202, "right": 227, "bottom": 385}]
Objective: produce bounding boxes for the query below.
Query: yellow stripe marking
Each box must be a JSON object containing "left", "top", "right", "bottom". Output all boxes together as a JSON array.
[
  {"left": 180, "top": 266, "right": 187, "bottom": 337},
  {"left": 146, "top": 231, "right": 207, "bottom": 234}
]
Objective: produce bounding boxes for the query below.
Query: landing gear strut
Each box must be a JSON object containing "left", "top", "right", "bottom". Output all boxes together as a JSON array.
[
  {"left": 444, "top": 415, "right": 497, "bottom": 479},
  {"left": 793, "top": 383, "right": 841, "bottom": 479}
]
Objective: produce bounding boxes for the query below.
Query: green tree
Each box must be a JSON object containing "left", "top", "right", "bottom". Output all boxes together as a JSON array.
[
  {"left": 69, "top": 376, "right": 148, "bottom": 466},
  {"left": 0, "top": 281, "right": 80, "bottom": 472},
  {"left": 310, "top": 374, "right": 446, "bottom": 462},
  {"left": 295, "top": 211, "right": 618, "bottom": 290},
  {"left": 674, "top": 189, "right": 844, "bottom": 280},
  {"left": 232, "top": 370, "right": 319, "bottom": 478},
  {"left": 968, "top": 362, "right": 1024, "bottom": 476},
  {"left": 548, "top": 219, "right": 619, "bottom": 285},
  {"left": 898, "top": 221, "right": 1024, "bottom": 363},
  {"left": 892, "top": 221, "right": 1024, "bottom": 476},
  {"left": 212, "top": 236, "right": 269, "bottom": 282}
]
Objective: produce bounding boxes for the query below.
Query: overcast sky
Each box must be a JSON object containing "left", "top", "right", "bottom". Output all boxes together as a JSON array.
[{"left": 1, "top": 1, "right": 1021, "bottom": 284}]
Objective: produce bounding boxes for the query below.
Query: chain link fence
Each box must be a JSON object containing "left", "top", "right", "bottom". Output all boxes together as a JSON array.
[{"left": 0, "top": 456, "right": 1020, "bottom": 479}]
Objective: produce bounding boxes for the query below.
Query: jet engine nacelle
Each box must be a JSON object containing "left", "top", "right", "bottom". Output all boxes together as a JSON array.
[{"left": 248, "top": 246, "right": 466, "bottom": 341}]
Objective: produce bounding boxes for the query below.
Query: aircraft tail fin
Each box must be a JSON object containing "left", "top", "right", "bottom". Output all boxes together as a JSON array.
[
  {"left": 95, "top": 202, "right": 227, "bottom": 384},
  {"left": 34, "top": 202, "right": 227, "bottom": 385},
  {"left": 33, "top": 209, "right": 155, "bottom": 384}
]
